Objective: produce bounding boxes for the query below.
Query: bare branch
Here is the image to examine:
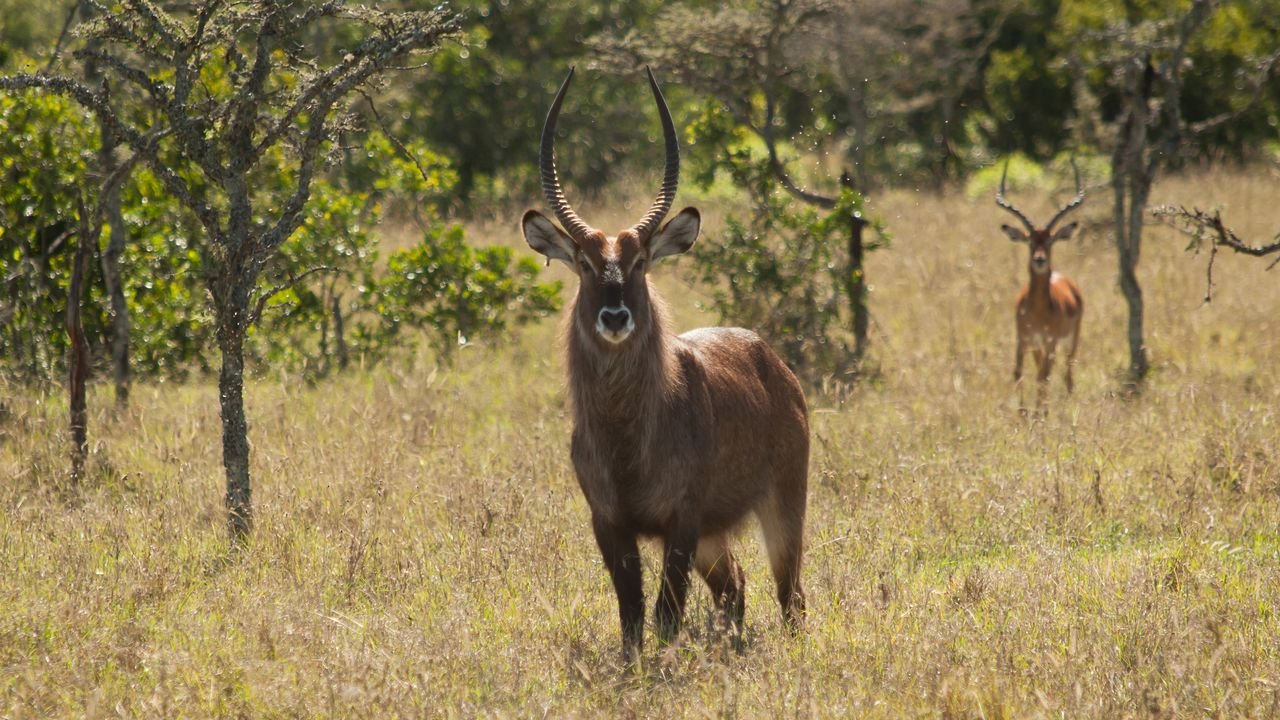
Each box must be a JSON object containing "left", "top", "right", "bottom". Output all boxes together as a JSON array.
[
  {"left": 250, "top": 265, "right": 339, "bottom": 326},
  {"left": 44, "top": 2, "right": 81, "bottom": 73},
  {"left": 360, "top": 89, "right": 437, "bottom": 188},
  {"left": 1155, "top": 204, "right": 1280, "bottom": 300}
]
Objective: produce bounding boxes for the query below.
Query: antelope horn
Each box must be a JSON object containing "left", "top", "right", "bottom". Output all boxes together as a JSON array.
[
  {"left": 629, "top": 66, "right": 680, "bottom": 241},
  {"left": 539, "top": 67, "right": 594, "bottom": 242},
  {"left": 995, "top": 159, "right": 1036, "bottom": 234},
  {"left": 1046, "top": 157, "right": 1086, "bottom": 231}
]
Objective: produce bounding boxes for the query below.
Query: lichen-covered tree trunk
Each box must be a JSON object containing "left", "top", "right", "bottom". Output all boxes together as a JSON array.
[
  {"left": 1110, "top": 60, "right": 1154, "bottom": 386},
  {"left": 214, "top": 277, "right": 255, "bottom": 541},
  {"left": 81, "top": 0, "right": 131, "bottom": 408},
  {"left": 99, "top": 130, "right": 132, "bottom": 407},
  {"left": 67, "top": 219, "right": 93, "bottom": 483},
  {"left": 848, "top": 214, "right": 868, "bottom": 366}
]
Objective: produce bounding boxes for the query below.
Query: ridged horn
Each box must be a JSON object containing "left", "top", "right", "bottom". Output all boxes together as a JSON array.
[
  {"left": 629, "top": 66, "right": 680, "bottom": 241},
  {"left": 995, "top": 159, "right": 1036, "bottom": 234},
  {"left": 539, "top": 67, "right": 594, "bottom": 242},
  {"left": 1046, "top": 157, "right": 1086, "bottom": 231}
]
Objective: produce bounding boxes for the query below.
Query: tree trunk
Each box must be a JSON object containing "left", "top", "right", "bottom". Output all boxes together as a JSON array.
[
  {"left": 99, "top": 130, "right": 132, "bottom": 408},
  {"left": 68, "top": 209, "right": 94, "bottom": 483},
  {"left": 83, "top": 0, "right": 131, "bottom": 407},
  {"left": 847, "top": 212, "right": 868, "bottom": 366},
  {"left": 216, "top": 286, "right": 254, "bottom": 542},
  {"left": 332, "top": 293, "right": 348, "bottom": 371},
  {"left": 1111, "top": 60, "right": 1153, "bottom": 386}
]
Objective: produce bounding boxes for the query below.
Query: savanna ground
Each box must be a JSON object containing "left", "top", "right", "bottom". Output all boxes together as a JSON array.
[{"left": 3, "top": 166, "right": 1280, "bottom": 718}]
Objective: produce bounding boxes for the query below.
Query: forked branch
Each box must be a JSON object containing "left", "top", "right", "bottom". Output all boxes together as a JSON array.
[{"left": 1155, "top": 204, "right": 1280, "bottom": 301}]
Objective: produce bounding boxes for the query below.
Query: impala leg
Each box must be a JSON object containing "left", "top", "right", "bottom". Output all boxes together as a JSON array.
[
  {"left": 694, "top": 535, "right": 746, "bottom": 646},
  {"left": 1065, "top": 331, "right": 1079, "bottom": 394},
  {"left": 1036, "top": 347, "right": 1055, "bottom": 415},
  {"left": 1013, "top": 336, "right": 1026, "bottom": 384},
  {"left": 758, "top": 488, "right": 807, "bottom": 632},
  {"left": 1014, "top": 335, "right": 1027, "bottom": 415},
  {"left": 591, "top": 516, "right": 644, "bottom": 662},
  {"left": 654, "top": 519, "right": 699, "bottom": 645}
]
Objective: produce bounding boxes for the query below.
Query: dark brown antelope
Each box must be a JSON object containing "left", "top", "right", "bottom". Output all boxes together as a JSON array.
[
  {"left": 996, "top": 162, "right": 1086, "bottom": 413},
  {"left": 521, "top": 67, "right": 809, "bottom": 659}
]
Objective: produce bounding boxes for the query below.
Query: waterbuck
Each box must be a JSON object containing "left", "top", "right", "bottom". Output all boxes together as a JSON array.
[{"left": 521, "top": 68, "right": 810, "bottom": 659}]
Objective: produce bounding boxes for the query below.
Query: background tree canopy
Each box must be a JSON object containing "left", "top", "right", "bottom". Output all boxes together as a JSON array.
[{"left": 2, "top": 0, "right": 1278, "bottom": 386}]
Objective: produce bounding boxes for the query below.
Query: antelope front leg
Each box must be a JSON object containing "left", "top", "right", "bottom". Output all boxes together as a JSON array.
[
  {"left": 654, "top": 519, "right": 699, "bottom": 645},
  {"left": 591, "top": 516, "right": 644, "bottom": 662},
  {"left": 1036, "top": 347, "right": 1055, "bottom": 415},
  {"left": 1014, "top": 335, "right": 1027, "bottom": 415}
]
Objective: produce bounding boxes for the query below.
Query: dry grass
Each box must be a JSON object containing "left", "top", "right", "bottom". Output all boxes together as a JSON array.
[{"left": 3, "top": 166, "right": 1280, "bottom": 718}]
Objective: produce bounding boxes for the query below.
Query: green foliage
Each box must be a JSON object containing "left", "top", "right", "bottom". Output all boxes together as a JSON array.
[
  {"left": 686, "top": 121, "right": 888, "bottom": 382},
  {"left": 400, "top": 0, "right": 668, "bottom": 201},
  {"left": 0, "top": 88, "right": 103, "bottom": 379},
  {"left": 118, "top": 169, "right": 211, "bottom": 378},
  {"left": 369, "top": 223, "right": 562, "bottom": 361}
]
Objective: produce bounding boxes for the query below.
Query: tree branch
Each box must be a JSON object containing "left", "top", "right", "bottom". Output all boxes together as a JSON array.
[{"left": 249, "top": 265, "right": 338, "bottom": 325}]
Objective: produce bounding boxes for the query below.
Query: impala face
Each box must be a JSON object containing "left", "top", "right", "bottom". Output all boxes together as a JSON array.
[{"left": 1001, "top": 223, "right": 1077, "bottom": 275}]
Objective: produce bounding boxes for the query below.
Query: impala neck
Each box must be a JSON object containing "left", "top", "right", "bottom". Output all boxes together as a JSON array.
[{"left": 1026, "top": 263, "right": 1054, "bottom": 306}]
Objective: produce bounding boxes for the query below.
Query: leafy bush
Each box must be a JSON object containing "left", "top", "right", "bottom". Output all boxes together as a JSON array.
[
  {"left": 685, "top": 103, "right": 888, "bottom": 383},
  {"left": 367, "top": 224, "right": 562, "bottom": 361}
]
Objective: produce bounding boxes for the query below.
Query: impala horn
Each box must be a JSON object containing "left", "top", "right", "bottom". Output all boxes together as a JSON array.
[
  {"left": 995, "top": 159, "right": 1036, "bottom": 234},
  {"left": 1046, "top": 158, "right": 1086, "bottom": 231}
]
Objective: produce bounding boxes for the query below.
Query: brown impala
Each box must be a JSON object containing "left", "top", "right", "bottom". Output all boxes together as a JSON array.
[
  {"left": 996, "top": 161, "right": 1086, "bottom": 413},
  {"left": 521, "top": 68, "right": 809, "bottom": 659}
]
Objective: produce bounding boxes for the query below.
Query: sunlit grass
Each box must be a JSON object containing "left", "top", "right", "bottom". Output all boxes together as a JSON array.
[{"left": 2, "top": 166, "right": 1280, "bottom": 717}]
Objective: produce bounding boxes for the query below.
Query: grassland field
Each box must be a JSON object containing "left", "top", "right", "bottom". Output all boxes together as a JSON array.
[{"left": 2, "top": 165, "right": 1280, "bottom": 718}]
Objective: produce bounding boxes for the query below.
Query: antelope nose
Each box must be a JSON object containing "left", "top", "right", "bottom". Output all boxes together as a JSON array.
[{"left": 599, "top": 307, "right": 631, "bottom": 332}]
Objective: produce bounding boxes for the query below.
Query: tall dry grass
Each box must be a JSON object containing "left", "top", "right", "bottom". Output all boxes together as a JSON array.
[{"left": 2, "top": 165, "right": 1279, "bottom": 718}]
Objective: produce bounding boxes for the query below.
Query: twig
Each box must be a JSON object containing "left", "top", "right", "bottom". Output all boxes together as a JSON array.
[
  {"left": 1154, "top": 204, "right": 1280, "bottom": 301},
  {"left": 43, "top": 2, "right": 81, "bottom": 73},
  {"left": 359, "top": 88, "right": 438, "bottom": 188},
  {"left": 249, "top": 265, "right": 338, "bottom": 325}
]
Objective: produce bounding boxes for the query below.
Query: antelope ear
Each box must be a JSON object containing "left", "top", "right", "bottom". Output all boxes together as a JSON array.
[
  {"left": 1052, "top": 222, "right": 1078, "bottom": 242},
  {"left": 1000, "top": 224, "right": 1027, "bottom": 242},
  {"left": 649, "top": 207, "right": 701, "bottom": 260},
  {"left": 522, "top": 210, "right": 576, "bottom": 266}
]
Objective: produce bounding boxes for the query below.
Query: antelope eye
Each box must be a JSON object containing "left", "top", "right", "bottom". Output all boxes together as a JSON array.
[
  {"left": 578, "top": 259, "right": 593, "bottom": 274},
  {"left": 632, "top": 258, "right": 646, "bottom": 274}
]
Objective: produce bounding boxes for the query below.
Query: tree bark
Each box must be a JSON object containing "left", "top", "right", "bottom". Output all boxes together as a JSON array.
[
  {"left": 332, "top": 293, "right": 348, "bottom": 371},
  {"left": 81, "top": 0, "right": 131, "bottom": 408},
  {"left": 216, "top": 282, "right": 254, "bottom": 542},
  {"left": 99, "top": 132, "right": 131, "bottom": 408},
  {"left": 1111, "top": 58, "right": 1153, "bottom": 385},
  {"left": 68, "top": 207, "right": 94, "bottom": 483}
]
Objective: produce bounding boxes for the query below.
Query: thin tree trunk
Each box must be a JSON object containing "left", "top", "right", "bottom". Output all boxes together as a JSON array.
[
  {"left": 841, "top": 171, "right": 868, "bottom": 367},
  {"left": 216, "top": 290, "right": 253, "bottom": 542},
  {"left": 1111, "top": 61, "right": 1152, "bottom": 385},
  {"left": 332, "top": 293, "right": 348, "bottom": 371},
  {"left": 68, "top": 204, "right": 94, "bottom": 483},
  {"left": 99, "top": 131, "right": 131, "bottom": 407},
  {"left": 82, "top": 0, "right": 131, "bottom": 407}
]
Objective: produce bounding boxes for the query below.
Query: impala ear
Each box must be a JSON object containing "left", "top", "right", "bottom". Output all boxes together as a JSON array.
[
  {"left": 522, "top": 210, "right": 577, "bottom": 267},
  {"left": 1000, "top": 224, "right": 1027, "bottom": 242},
  {"left": 649, "top": 207, "right": 700, "bottom": 260},
  {"left": 1051, "top": 222, "right": 1078, "bottom": 242}
]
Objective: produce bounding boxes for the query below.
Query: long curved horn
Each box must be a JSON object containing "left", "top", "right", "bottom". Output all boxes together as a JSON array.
[
  {"left": 540, "top": 67, "right": 594, "bottom": 242},
  {"left": 1046, "top": 157, "right": 1086, "bottom": 231},
  {"left": 629, "top": 66, "right": 680, "bottom": 241},
  {"left": 995, "top": 159, "right": 1036, "bottom": 234}
]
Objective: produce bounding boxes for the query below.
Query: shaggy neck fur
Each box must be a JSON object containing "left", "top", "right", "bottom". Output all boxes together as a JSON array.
[{"left": 565, "top": 282, "right": 682, "bottom": 466}]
